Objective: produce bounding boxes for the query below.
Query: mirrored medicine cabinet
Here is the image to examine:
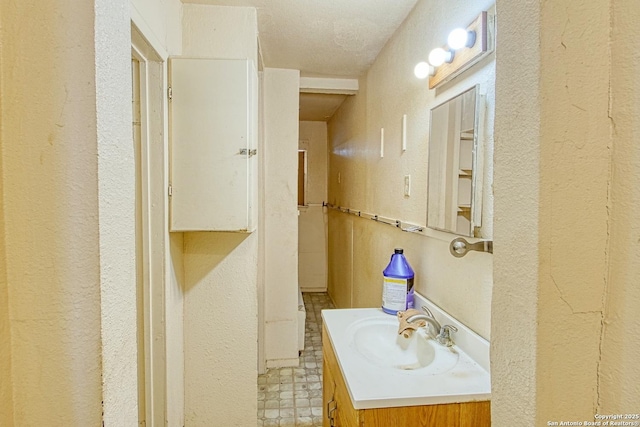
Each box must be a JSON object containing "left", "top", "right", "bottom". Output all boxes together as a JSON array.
[{"left": 426, "top": 85, "right": 483, "bottom": 237}]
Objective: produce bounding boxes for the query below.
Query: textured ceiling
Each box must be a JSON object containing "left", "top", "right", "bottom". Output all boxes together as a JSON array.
[{"left": 183, "top": 0, "right": 419, "bottom": 120}]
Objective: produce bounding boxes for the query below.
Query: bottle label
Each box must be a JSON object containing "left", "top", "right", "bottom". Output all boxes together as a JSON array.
[
  {"left": 406, "top": 278, "right": 415, "bottom": 310},
  {"left": 382, "top": 277, "right": 408, "bottom": 312}
]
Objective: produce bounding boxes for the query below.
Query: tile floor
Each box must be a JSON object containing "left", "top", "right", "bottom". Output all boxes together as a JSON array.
[{"left": 257, "top": 292, "right": 335, "bottom": 427}]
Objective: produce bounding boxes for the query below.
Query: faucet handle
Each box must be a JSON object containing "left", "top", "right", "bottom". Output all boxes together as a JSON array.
[
  {"left": 436, "top": 324, "right": 458, "bottom": 347},
  {"left": 421, "top": 305, "right": 436, "bottom": 318},
  {"left": 441, "top": 324, "right": 458, "bottom": 333}
]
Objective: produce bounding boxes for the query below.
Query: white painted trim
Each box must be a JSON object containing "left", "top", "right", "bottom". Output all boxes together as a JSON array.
[
  {"left": 131, "top": 47, "right": 153, "bottom": 427},
  {"left": 132, "top": 44, "right": 164, "bottom": 427},
  {"left": 132, "top": 21, "right": 183, "bottom": 426},
  {"left": 257, "top": 71, "right": 266, "bottom": 375},
  {"left": 299, "top": 77, "right": 359, "bottom": 95},
  {"left": 130, "top": 2, "right": 169, "bottom": 61}
]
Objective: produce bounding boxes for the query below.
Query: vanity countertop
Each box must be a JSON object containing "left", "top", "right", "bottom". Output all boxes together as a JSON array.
[{"left": 321, "top": 294, "right": 491, "bottom": 410}]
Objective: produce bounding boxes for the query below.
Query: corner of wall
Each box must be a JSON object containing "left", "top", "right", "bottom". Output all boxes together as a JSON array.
[
  {"left": 263, "top": 67, "right": 302, "bottom": 367},
  {"left": 96, "top": 0, "right": 139, "bottom": 423}
]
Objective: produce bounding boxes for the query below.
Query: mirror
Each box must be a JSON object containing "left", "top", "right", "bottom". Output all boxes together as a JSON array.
[{"left": 426, "top": 85, "right": 482, "bottom": 237}]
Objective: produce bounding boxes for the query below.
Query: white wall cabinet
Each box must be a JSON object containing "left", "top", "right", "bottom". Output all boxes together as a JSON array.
[{"left": 169, "top": 58, "right": 257, "bottom": 232}]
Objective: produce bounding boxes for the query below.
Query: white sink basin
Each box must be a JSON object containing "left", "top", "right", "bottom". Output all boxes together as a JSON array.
[
  {"left": 322, "top": 293, "right": 490, "bottom": 409},
  {"left": 347, "top": 317, "right": 459, "bottom": 374}
]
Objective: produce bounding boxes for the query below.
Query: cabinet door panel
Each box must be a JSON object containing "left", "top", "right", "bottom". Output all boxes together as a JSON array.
[
  {"left": 323, "top": 326, "right": 361, "bottom": 427},
  {"left": 459, "top": 401, "right": 491, "bottom": 427},
  {"left": 169, "top": 58, "right": 256, "bottom": 232},
  {"left": 323, "top": 355, "right": 335, "bottom": 427},
  {"left": 364, "top": 403, "right": 459, "bottom": 427}
]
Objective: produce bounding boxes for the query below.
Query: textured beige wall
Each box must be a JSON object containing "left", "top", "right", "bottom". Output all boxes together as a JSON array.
[
  {"left": 327, "top": 0, "right": 495, "bottom": 339},
  {"left": 263, "top": 68, "right": 301, "bottom": 367},
  {"left": 0, "top": 58, "right": 14, "bottom": 425},
  {"left": 1, "top": 0, "right": 139, "bottom": 424},
  {"left": 493, "top": 0, "right": 640, "bottom": 424},
  {"left": 601, "top": 0, "right": 640, "bottom": 411},
  {"left": 492, "top": 0, "right": 540, "bottom": 423},
  {"left": 181, "top": 5, "right": 259, "bottom": 426},
  {"left": 537, "top": 0, "right": 611, "bottom": 420},
  {"left": 1, "top": 1, "right": 103, "bottom": 424},
  {"left": 299, "top": 122, "right": 328, "bottom": 205},
  {"left": 298, "top": 121, "right": 328, "bottom": 292},
  {"left": 183, "top": 233, "right": 259, "bottom": 426},
  {"left": 168, "top": 231, "right": 185, "bottom": 424},
  {"left": 96, "top": 0, "right": 140, "bottom": 423}
]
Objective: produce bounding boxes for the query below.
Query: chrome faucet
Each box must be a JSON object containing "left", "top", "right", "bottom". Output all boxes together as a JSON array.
[
  {"left": 406, "top": 307, "right": 442, "bottom": 336},
  {"left": 406, "top": 306, "right": 458, "bottom": 347}
]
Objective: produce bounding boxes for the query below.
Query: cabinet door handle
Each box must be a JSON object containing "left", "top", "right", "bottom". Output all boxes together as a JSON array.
[{"left": 327, "top": 399, "right": 337, "bottom": 426}]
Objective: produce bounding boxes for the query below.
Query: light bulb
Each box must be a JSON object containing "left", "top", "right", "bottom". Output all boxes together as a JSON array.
[
  {"left": 428, "top": 48, "right": 453, "bottom": 67},
  {"left": 448, "top": 28, "right": 476, "bottom": 49},
  {"left": 414, "top": 62, "right": 432, "bottom": 79},
  {"left": 447, "top": 28, "right": 469, "bottom": 49}
]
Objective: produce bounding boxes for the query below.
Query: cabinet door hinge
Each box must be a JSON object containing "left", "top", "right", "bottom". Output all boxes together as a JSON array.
[
  {"left": 327, "top": 399, "right": 337, "bottom": 426},
  {"left": 168, "top": 86, "right": 173, "bottom": 100},
  {"left": 168, "top": 185, "right": 173, "bottom": 196},
  {"left": 238, "top": 148, "right": 257, "bottom": 157}
]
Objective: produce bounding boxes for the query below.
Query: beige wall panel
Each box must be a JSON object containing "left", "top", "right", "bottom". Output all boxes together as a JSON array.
[
  {"left": 327, "top": 0, "right": 494, "bottom": 339},
  {"left": 536, "top": 0, "right": 612, "bottom": 422},
  {"left": 298, "top": 121, "right": 329, "bottom": 291},
  {"left": 492, "top": 0, "right": 541, "bottom": 423},
  {"left": 327, "top": 211, "right": 353, "bottom": 308},
  {"left": 263, "top": 67, "right": 300, "bottom": 366},
  {"left": 0, "top": 30, "right": 13, "bottom": 424},
  {"left": 601, "top": 0, "right": 640, "bottom": 410},
  {"left": 0, "top": 1, "right": 104, "bottom": 424},
  {"left": 494, "top": 0, "right": 640, "bottom": 423}
]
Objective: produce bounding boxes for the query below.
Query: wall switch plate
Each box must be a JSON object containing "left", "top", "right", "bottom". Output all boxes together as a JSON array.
[
  {"left": 404, "top": 175, "right": 411, "bottom": 197},
  {"left": 338, "top": 172, "right": 341, "bottom": 184}
]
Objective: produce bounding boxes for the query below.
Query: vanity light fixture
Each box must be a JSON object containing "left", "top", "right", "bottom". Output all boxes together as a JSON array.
[
  {"left": 413, "top": 61, "right": 433, "bottom": 79},
  {"left": 420, "top": 11, "right": 492, "bottom": 89},
  {"left": 427, "top": 47, "right": 454, "bottom": 67},
  {"left": 447, "top": 28, "right": 476, "bottom": 50}
]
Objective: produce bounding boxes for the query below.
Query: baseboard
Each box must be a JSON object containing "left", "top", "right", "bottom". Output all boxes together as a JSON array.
[
  {"left": 299, "top": 287, "right": 327, "bottom": 293},
  {"left": 266, "top": 358, "right": 300, "bottom": 369}
]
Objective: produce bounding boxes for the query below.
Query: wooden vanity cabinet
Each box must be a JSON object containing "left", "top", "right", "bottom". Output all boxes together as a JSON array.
[{"left": 322, "top": 325, "right": 490, "bottom": 427}]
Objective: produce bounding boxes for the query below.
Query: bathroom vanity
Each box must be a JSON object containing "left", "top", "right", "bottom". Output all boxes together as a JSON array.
[{"left": 321, "top": 298, "right": 491, "bottom": 427}]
